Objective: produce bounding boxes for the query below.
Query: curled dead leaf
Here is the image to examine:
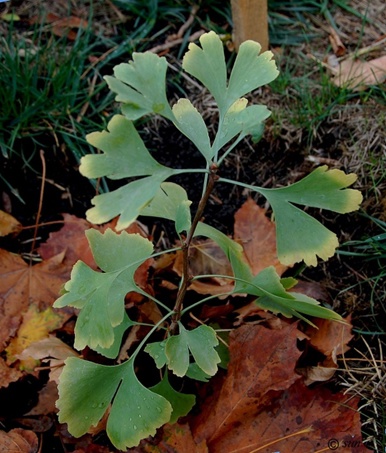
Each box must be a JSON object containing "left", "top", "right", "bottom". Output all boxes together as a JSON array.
[
  {"left": 0, "top": 428, "right": 38, "bottom": 453},
  {"left": 0, "top": 210, "right": 22, "bottom": 237},
  {"left": 234, "top": 198, "right": 288, "bottom": 276},
  {"left": 332, "top": 55, "right": 386, "bottom": 91}
]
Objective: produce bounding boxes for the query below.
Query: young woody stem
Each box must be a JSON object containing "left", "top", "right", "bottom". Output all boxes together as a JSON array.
[{"left": 170, "top": 164, "right": 219, "bottom": 334}]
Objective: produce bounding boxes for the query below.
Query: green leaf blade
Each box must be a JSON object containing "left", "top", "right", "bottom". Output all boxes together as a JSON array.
[
  {"left": 186, "top": 325, "right": 220, "bottom": 376},
  {"left": 107, "top": 362, "right": 172, "bottom": 450},
  {"left": 182, "top": 32, "right": 227, "bottom": 110},
  {"left": 56, "top": 357, "right": 121, "bottom": 438},
  {"left": 261, "top": 166, "right": 363, "bottom": 214},
  {"left": 54, "top": 230, "right": 154, "bottom": 350},
  {"left": 172, "top": 99, "right": 213, "bottom": 161},
  {"left": 82, "top": 115, "right": 166, "bottom": 180},
  {"left": 107, "top": 52, "right": 173, "bottom": 120},
  {"left": 227, "top": 40, "right": 279, "bottom": 106},
  {"left": 86, "top": 172, "right": 174, "bottom": 229},
  {"left": 141, "top": 182, "right": 192, "bottom": 234},
  {"left": 57, "top": 358, "right": 172, "bottom": 450},
  {"left": 150, "top": 373, "right": 196, "bottom": 424},
  {"left": 165, "top": 333, "right": 190, "bottom": 377}
]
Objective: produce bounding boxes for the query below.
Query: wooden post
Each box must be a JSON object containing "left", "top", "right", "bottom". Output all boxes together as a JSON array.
[{"left": 231, "top": 0, "right": 269, "bottom": 52}]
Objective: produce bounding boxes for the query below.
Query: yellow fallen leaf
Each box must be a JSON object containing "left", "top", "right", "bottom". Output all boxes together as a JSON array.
[
  {"left": 6, "top": 305, "right": 66, "bottom": 370},
  {"left": 332, "top": 55, "right": 386, "bottom": 91},
  {"left": 0, "top": 210, "right": 22, "bottom": 237}
]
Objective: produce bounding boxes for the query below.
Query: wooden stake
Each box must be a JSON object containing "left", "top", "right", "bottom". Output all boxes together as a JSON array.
[{"left": 231, "top": 0, "right": 269, "bottom": 52}]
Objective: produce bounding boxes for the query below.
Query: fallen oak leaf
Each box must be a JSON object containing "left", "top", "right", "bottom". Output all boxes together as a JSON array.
[
  {"left": 191, "top": 322, "right": 304, "bottom": 445},
  {"left": 39, "top": 215, "right": 151, "bottom": 275},
  {"left": 127, "top": 423, "right": 208, "bottom": 453}
]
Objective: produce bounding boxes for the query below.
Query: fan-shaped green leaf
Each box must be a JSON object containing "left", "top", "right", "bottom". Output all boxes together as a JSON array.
[
  {"left": 183, "top": 32, "right": 278, "bottom": 114},
  {"left": 165, "top": 324, "right": 220, "bottom": 377},
  {"left": 254, "top": 166, "right": 363, "bottom": 265},
  {"left": 86, "top": 172, "right": 174, "bottom": 230},
  {"left": 227, "top": 40, "right": 279, "bottom": 106},
  {"left": 107, "top": 361, "right": 172, "bottom": 449},
  {"left": 141, "top": 182, "right": 192, "bottom": 234},
  {"left": 182, "top": 31, "right": 227, "bottom": 111},
  {"left": 259, "top": 166, "right": 363, "bottom": 213},
  {"left": 54, "top": 230, "right": 153, "bottom": 349},
  {"left": 195, "top": 222, "right": 341, "bottom": 323},
  {"left": 214, "top": 99, "right": 271, "bottom": 152},
  {"left": 82, "top": 115, "right": 167, "bottom": 180},
  {"left": 105, "top": 52, "right": 173, "bottom": 120},
  {"left": 56, "top": 358, "right": 172, "bottom": 450}
]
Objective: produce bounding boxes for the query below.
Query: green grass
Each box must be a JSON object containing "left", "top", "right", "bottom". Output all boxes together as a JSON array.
[
  {"left": 0, "top": 14, "right": 116, "bottom": 199},
  {"left": 338, "top": 214, "right": 386, "bottom": 335}
]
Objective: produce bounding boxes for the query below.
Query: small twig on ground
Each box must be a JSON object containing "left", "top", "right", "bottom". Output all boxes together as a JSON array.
[
  {"left": 148, "top": 29, "right": 204, "bottom": 54},
  {"left": 30, "top": 150, "right": 46, "bottom": 257}
]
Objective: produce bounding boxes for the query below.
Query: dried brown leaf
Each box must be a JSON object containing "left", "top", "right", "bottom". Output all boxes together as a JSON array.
[
  {"left": 0, "top": 210, "right": 22, "bottom": 237},
  {"left": 17, "top": 336, "right": 79, "bottom": 383},
  {"left": 0, "top": 356, "right": 22, "bottom": 389},
  {"left": 29, "top": 13, "right": 88, "bottom": 41},
  {"left": 298, "top": 317, "right": 353, "bottom": 385},
  {"left": 128, "top": 423, "right": 208, "bottom": 453},
  {"left": 234, "top": 199, "right": 288, "bottom": 276},
  {"left": 191, "top": 323, "right": 368, "bottom": 452},
  {"left": 329, "top": 27, "right": 347, "bottom": 57},
  {"left": 25, "top": 381, "right": 58, "bottom": 416},
  {"left": 191, "top": 323, "right": 303, "bottom": 444},
  {"left": 173, "top": 240, "right": 235, "bottom": 296},
  {"left": 0, "top": 250, "right": 71, "bottom": 352},
  {"left": 306, "top": 316, "right": 353, "bottom": 361},
  {"left": 332, "top": 55, "right": 386, "bottom": 90},
  {"left": 0, "top": 428, "right": 38, "bottom": 453}
]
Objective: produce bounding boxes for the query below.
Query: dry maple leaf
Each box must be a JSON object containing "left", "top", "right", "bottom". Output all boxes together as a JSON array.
[
  {"left": 234, "top": 198, "right": 288, "bottom": 276},
  {"left": 0, "top": 250, "right": 71, "bottom": 352},
  {"left": 191, "top": 323, "right": 368, "bottom": 453}
]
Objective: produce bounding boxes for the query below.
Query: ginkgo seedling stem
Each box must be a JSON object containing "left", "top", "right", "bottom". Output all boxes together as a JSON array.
[{"left": 170, "top": 165, "right": 219, "bottom": 334}]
